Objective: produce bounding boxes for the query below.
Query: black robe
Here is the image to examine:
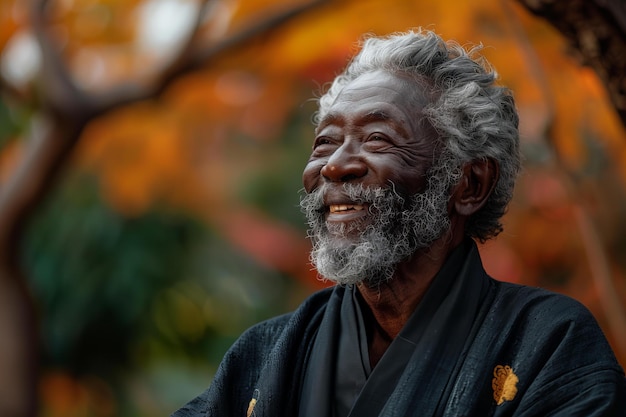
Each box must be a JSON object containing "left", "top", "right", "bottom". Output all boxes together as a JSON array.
[{"left": 172, "top": 241, "right": 626, "bottom": 416}]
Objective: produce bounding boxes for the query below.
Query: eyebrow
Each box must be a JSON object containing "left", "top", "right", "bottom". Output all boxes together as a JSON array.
[
  {"left": 361, "top": 110, "right": 392, "bottom": 124},
  {"left": 316, "top": 112, "right": 341, "bottom": 131},
  {"left": 317, "top": 110, "right": 396, "bottom": 132}
]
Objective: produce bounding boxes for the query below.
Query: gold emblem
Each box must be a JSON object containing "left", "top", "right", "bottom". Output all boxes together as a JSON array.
[
  {"left": 247, "top": 389, "right": 260, "bottom": 417},
  {"left": 492, "top": 365, "right": 518, "bottom": 405},
  {"left": 246, "top": 399, "right": 256, "bottom": 417}
]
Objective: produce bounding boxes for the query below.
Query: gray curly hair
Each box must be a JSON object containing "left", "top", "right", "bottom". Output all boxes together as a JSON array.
[{"left": 315, "top": 29, "right": 521, "bottom": 241}]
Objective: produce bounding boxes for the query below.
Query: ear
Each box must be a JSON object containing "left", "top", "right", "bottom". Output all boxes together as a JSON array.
[{"left": 450, "top": 158, "right": 499, "bottom": 217}]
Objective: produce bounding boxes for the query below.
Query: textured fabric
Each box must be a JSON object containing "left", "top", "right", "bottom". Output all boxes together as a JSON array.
[
  {"left": 297, "top": 288, "right": 342, "bottom": 417},
  {"left": 298, "top": 239, "right": 491, "bottom": 417},
  {"left": 347, "top": 239, "right": 491, "bottom": 417},
  {"left": 172, "top": 241, "right": 626, "bottom": 417},
  {"left": 334, "top": 288, "right": 370, "bottom": 415}
]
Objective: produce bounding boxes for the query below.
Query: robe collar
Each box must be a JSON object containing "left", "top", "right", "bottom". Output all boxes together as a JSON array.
[{"left": 298, "top": 238, "right": 491, "bottom": 417}]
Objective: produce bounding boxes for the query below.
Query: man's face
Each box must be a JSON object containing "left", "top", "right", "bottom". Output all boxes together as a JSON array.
[
  {"left": 303, "top": 70, "right": 436, "bottom": 205},
  {"left": 301, "top": 70, "right": 456, "bottom": 286}
]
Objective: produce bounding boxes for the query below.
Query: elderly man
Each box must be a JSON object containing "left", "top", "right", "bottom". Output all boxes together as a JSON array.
[{"left": 173, "top": 29, "right": 626, "bottom": 416}]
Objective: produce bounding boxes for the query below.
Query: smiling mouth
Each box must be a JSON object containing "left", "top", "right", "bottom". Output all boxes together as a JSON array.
[{"left": 329, "top": 204, "right": 366, "bottom": 213}]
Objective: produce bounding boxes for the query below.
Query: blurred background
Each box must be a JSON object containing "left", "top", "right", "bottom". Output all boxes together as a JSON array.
[{"left": 0, "top": 0, "right": 625, "bottom": 415}]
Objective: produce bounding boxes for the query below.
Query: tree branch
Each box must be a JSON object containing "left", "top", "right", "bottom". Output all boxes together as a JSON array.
[
  {"left": 506, "top": 0, "right": 626, "bottom": 358},
  {"left": 515, "top": 0, "right": 626, "bottom": 127},
  {"left": 573, "top": 204, "right": 626, "bottom": 357},
  {"left": 0, "top": 1, "right": 333, "bottom": 415},
  {"left": 29, "top": 0, "right": 95, "bottom": 118},
  {"left": 93, "top": 0, "right": 332, "bottom": 115}
]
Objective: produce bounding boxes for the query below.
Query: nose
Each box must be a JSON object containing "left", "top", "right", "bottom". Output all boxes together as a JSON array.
[{"left": 319, "top": 142, "right": 367, "bottom": 182}]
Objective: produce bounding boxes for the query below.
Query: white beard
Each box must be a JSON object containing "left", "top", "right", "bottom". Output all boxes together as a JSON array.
[{"left": 300, "top": 165, "right": 458, "bottom": 286}]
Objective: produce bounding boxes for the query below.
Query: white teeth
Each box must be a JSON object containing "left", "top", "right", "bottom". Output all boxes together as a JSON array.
[{"left": 329, "top": 204, "right": 365, "bottom": 213}]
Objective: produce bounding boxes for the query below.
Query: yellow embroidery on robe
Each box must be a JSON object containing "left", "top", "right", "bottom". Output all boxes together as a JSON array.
[
  {"left": 492, "top": 365, "right": 519, "bottom": 405},
  {"left": 246, "top": 398, "right": 257, "bottom": 417},
  {"left": 247, "top": 389, "right": 260, "bottom": 417}
]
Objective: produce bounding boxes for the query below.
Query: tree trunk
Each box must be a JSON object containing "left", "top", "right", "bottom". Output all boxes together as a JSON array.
[
  {"left": 0, "top": 271, "right": 38, "bottom": 417},
  {"left": 515, "top": 0, "right": 626, "bottom": 127},
  {"left": 0, "top": 116, "right": 87, "bottom": 416},
  {"left": 0, "top": 1, "right": 332, "bottom": 414}
]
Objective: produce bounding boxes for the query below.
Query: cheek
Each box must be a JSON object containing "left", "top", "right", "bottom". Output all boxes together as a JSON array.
[
  {"left": 401, "top": 175, "right": 427, "bottom": 196},
  {"left": 394, "top": 155, "right": 433, "bottom": 194},
  {"left": 302, "top": 161, "right": 324, "bottom": 192},
  {"left": 382, "top": 167, "right": 428, "bottom": 197},
  {"left": 367, "top": 154, "right": 427, "bottom": 195}
]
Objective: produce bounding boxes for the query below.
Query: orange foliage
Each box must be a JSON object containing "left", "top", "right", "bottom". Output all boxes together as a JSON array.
[
  {"left": 0, "top": 1, "right": 23, "bottom": 51},
  {"left": 0, "top": 140, "right": 23, "bottom": 185},
  {"left": 2, "top": 0, "right": 626, "bottom": 364},
  {"left": 217, "top": 207, "right": 324, "bottom": 289},
  {"left": 39, "top": 371, "right": 116, "bottom": 417},
  {"left": 77, "top": 100, "right": 228, "bottom": 216}
]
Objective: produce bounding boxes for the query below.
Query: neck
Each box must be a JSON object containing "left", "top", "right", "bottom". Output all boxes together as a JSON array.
[{"left": 356, "top": 233, "right": 463, "bottom": 367}]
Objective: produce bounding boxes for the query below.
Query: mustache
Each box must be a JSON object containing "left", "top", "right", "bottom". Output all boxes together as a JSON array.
[{"left": 300, "top": 183, "right": 406, "bottom": 213}]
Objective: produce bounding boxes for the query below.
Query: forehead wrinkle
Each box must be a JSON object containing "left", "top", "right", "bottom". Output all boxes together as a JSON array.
[
  {"left": 316, "top": 112, "right": 343, "bottom": 134},
  {"left": 317, "top": 107, "right": 409, "bottom": 135},
  {"left": 362, "top": 110, "right": 391, "bottom": 123}
]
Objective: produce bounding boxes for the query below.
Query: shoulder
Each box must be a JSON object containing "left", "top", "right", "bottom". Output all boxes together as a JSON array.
[
  {"left": 491, "top": 280, "right": 593, "bottom": 320},
  {"left": 468, "top": 243, "right": 596, "bottom": 326},
  {"left": 170, "top": 286, "right": 337, "bottom": 417},
  {"left": 470, "top": 278, "right": 622, "bottom": 368},
  {"left": 218, "top": 285, "right": 336, "bottom": 370},
  {"left": 486, "top": 280, "right": 614, "bottom": 356},
  {"left": 481, "top": 281, "right": 626, "bottom": 413},
  {"left": 448, "top": 279, "right": 626, "bottom": 416},
  {"left": 236, "top": 285, "right": 335, "bottom": 345}
]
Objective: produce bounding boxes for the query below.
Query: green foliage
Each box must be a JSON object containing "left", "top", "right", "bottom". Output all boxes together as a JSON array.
[
  {"left": 22, "top": 174, "right": 206, "bottom": 375},
  {"left": 21, "top": 173, "right": 305, "bottom": 414},
  {"left": 237, "top": 105, "right": 317, "bottom": 228},
  {"left": 0, "top": 98, "right": 29, "bottom": 149}
]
